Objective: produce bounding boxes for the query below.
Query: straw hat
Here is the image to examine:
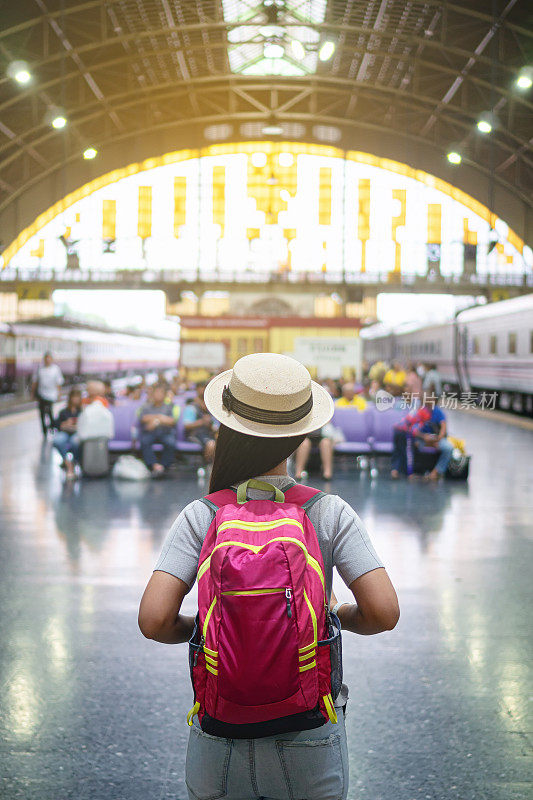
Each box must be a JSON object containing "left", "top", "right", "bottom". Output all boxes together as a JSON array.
[{"left": 204, "top": 353, "right": 334, "bottom": 438}]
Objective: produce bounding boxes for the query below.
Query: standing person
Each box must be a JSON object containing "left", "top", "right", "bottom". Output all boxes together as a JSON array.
[
  {"left": 183, "top": 382, "right": 217, "bottom": 464},
  {"left": 32, "top": 352, "right": 64, "bottom": 437},
  {"left": 138, "top": 382, "right": 180, "bottom": 477},
  {"left": 139, "top": 353, "right": 399, "bottom": 800},
  {"left": 53, "top": 388, "right": 82, "bottom": 480},
  {"left": 423, "top": 363, "right": 442, "bottom": 397}
]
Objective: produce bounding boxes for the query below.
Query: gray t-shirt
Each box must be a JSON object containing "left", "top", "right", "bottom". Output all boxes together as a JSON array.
[{"left": 155, "top": 475, "right": 383, "bottom": 599}]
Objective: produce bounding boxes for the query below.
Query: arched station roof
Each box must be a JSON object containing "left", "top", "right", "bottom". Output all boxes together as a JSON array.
[{"left": 1, "top": 1, "right": 532, "bottom": 248}]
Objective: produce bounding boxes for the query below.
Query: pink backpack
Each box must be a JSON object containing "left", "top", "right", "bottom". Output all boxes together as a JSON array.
[{"left": 187, "top": 479, "right": 343, "bottom": 738}]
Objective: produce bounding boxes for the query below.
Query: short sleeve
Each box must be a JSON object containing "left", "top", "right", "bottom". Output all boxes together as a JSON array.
[
  {"left": 153, "top": 500, "right": 212, "bottom": 588},
  {"left": 330, "top": 497, "right": 384, "bottom": 586},
  {"left": 56, "top": 366, "right": 64, "bottom": 386},
  {"left": 433, "top": 407, "right": 445, "bottom": 424}
]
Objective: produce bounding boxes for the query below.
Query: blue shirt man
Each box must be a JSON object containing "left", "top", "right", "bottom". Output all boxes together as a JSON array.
[{"left": 138, "top": 384, "right": 180, "bottom": 477}]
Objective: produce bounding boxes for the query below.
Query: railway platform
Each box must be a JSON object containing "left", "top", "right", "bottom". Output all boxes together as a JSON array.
[{"left": 0, "top": 409, "right": 531, "bottom": 800}]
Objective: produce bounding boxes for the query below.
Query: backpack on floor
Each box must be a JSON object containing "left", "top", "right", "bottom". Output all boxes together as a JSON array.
[
  {"left": 81, "top": 437, "right": 110, "bottom": 477},
  {"left": 187, "top": 478, "right": 342, "bottom": 739}
]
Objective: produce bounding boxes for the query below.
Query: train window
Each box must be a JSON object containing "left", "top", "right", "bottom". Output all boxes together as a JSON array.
[
  {"left": 508, "top": 332, "right": 517, "bottom": 355},
  {"left": 490, "top": 335, "right": 497, "bottom": 355},
  {"left": 472, "top": 337, "right": 479, "bottom": 355}
]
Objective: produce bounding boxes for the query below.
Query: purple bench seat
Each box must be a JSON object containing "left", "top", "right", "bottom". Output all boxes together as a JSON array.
[
  {"left": 368, "top": 407, "right": 406, "bottom": 454},
  {"left": 108, "top": 401, "right": 143, "bottom": 452},
  {"left": 331, "top": 407, "right": 374, "bottom": 454},
  {"left": 175, "top": 399, "right": 202, "bottom": 454}
]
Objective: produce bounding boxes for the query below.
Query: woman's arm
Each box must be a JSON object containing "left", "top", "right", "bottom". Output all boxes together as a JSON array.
[
  {"left": 138, "top": 571, "right": 195, "bottom": 644},
  {"left": 334, "top": 567, "right": 400, "bottom": 635}
]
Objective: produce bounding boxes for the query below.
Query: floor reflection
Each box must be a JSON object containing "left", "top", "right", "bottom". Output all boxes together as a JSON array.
[{"left": 0, "top": 409, "right": 531, "bottom": 799}]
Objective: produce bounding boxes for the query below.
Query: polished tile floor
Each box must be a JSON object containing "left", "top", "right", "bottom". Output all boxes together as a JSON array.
[{"left": 0, "top": 410, "right": 531, "bottom": 800}]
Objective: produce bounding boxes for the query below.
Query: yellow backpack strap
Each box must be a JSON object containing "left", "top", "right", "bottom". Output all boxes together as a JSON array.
[
  {"left": 186, "top": 701, "right": 200, "bottom": 726},
  {"left": 323, "top": 693, "right": 338, "bottom": 724},
  {"left": 236, "top": 479, "right": 285, "bottom": 504}
]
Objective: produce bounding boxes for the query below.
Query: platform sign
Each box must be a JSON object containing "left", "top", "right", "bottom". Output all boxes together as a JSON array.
[
  {"left": 180, "top": 341, "right": 226, "bottom": 370},
  {"left": 293, "top": 337, "right": 361, "bottom": 379}
]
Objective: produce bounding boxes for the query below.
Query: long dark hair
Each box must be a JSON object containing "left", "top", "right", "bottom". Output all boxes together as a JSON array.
[{"left": 209, "top": 424, "right": 306, "bottom": 493}]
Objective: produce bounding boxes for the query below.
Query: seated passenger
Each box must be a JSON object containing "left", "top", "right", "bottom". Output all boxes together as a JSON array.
[
  {"left": 138, "top": 383, "right": 180, "bottom": 477},
  {"left": 83, "top": 380, "right": 110, "bottom": 407},
  {"left": 383, "top": 361, "right": 406, "bottom": 397},
  {"left": 126, "top": 383, "right": 142, "bottom": 401},
  {"left": 103, "top": 380, "right": 115, "bottom": 406},
  {"left": 182, "top": 382, "right": 217, "bottom": 464},
  {"left": 320, "top": 377, "right": 341, "bottom": 400},
  {"left": 294, "top": 427, "right": 334, "bottom": 481},
  {"left": 294, "top": 382, "right": 365, "bottom": 481},
  {"left": 53, "top": 388, "right": 82, "bottom": 480},
  {"left": 368, "top": 360, "right": 389, "bottom": 392},
  {"left": 391, "top": 386, "right": 453, "bottom": 481},
  {"left": 335, "top": 382, "right": 367, "bottom": 411}
]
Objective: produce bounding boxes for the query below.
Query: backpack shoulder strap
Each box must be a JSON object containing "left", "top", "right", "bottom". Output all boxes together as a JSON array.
[
  {"left": 200, "top": 488, "right": 238, "bottom": 513},
  {"left": 284, "top": 484, "right": 327, "bottom": 514}
]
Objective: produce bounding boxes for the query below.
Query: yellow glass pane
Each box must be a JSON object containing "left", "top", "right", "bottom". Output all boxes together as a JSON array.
[
  {"left": 138, "top": 186, "right": 152, "bottom": 239},
  {"left": 427, "top": 204, "right": 441, "bottom": 244},
  {"left": 102, "top": 199, "right": 116, "bottom": 240}
]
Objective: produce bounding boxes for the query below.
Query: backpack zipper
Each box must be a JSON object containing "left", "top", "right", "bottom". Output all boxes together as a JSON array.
[
  {"left": 285, "top": 587, "right": 292, "bottom": 618},
  {"left": 193, "top": 635, "right": 205, "bottom": 667},
  {"left": 221, "top": 586, "right": 293, "bottom": 617},
  {"left": 221, "top": 587, "right": 286, "bottom": 596}
]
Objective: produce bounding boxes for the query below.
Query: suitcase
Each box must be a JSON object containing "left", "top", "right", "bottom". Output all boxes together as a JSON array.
[{"left": 81, "top": 437, "right": 110, "bottom": 477}]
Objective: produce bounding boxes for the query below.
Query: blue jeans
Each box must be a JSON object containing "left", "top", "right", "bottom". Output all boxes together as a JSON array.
[
  {"left": 433, "top": 437, "right": 454, "bottom": 474},
  {"left": 391, "top": 429, "right": 414, "bottom": 474},
  {"left": 185, "top": 714, "right": 349, "bottom": 800},
  {"left": 140, "top": 428, "right": 175, "bottom": 468},
  {"left": 53, "top": 431, "right": 80, "bottom": 462}
]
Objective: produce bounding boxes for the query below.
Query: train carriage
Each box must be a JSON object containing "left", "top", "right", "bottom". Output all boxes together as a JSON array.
[
  {"left": 362, "top": 295, "right": 533, "bottom": 415},
  {"left": 0, "top": 318, "right": 178, "bottom": 396}
]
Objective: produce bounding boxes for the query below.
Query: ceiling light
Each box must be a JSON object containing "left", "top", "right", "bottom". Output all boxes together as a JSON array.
[
  {"left": 477, "top": 119, "right": 492, "bottom": 134},
  {"left": 51, "top": 115, "right": 67, "bottom": 129},
  {"left": 516, "top": 67, "right": 533, "bottom": 90},
  {"left": 319, "top": 41, "right": 335, "bottom": 61},
  {"left": 251, "top": 152, "right": 267, "bottom": 168},
  {"left": 447, "top": 150, "right": 462, "bottom": 165},
  {"left": 15, "top": 69, "right": 31, "bottom": 84},
  {"left": 264, "top": 43, "right": 284, "bottom": 59},
  {"left": 516, "top": 75, "right": 532, "bottom": 89},
  {"left": 83, "top": 147, "right": 98, "bottom": 160},
  {"left": 262, "top": 123, "right": 283, "bottom": 135},
  {"left": 291, "top": 39, "right": 306, "bottom": 60},
  {"left": 7, "top": 60, "right": 32, "bottom": 85}
]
